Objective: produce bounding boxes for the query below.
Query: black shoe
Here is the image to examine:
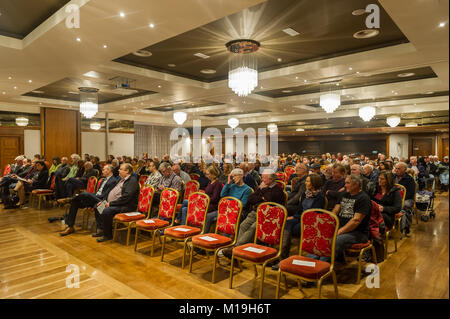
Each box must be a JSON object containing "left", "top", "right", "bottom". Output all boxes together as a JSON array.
[
  {"left": 48, "top": 216, "right": 64, "bottom": 223},
  {"left": 96, "top": 236, "right": 112, "bottom": 243},
  {"left": 194, "top": 247, "right": 206, "bottom": 255},
  {"left": 92, "top": 230, "right": 104, "bottom": 238},
  {"left": 271, "top": 262, "right": 280, "bottom": 271}
]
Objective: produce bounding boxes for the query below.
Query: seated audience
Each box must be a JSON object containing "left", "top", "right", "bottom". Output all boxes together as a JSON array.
[
  {"left": 323, "top": 163, "right": 346, "bottom": 210},
  {"left": 240, "top": 163, "right": 257, "bottom": 190},
  {"left": 55, "top": 154, "right": 80, "bottom": 199},
  {"left": 14, "top": 161, "right": 49, "bottom": 206},
  {"left": 151, "top": 162, "right": 183, "bottom": 208},
  {"left": 172, "top": 164, "right": 191, "bottom": 184},
  {"left": 93, "top": 163, "right": 139, "bottom": 242},
  {"left": 58, "top": 161, "right": 98, "bottom": 200},
  {"left": 219, "top": 168, "right": 252, "bottom": 208},
  {"left": 394, "top": 162, "right": 416, "bottom": 235},
  {"left": 437, "top": 156, "right": 449, "bottom": 192},
  {"left": 286, "top": 163, "right": 308, "bottom": 216},
  {"left": 143, "top": 160, "right": 163, "bottom": 187}
]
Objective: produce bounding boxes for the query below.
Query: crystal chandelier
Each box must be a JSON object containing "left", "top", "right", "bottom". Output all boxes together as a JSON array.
[
  {"left": 226, "top": 39, "right": 260, "bottom": 97},
  {"left": 228, "top": 118, "right": 239, "bottom": 129},
  {"left": 79, "top": 87, "right": 99, "bottom": 118},
  {"left": 386, "top": 116, "right": 401, "bottom": 127},
  {"left": 319, "top": 81, "right": 341, "bottom": 113},
  {"left": 359, "top": 106, "right": 376, "bottom": 121},
  {"left": 267, "top": 123, "right": 277, "bottom": 132},
  {"left": 90, "top": 122, "right": 101, "bottom": 130},
  {"left": 173, "top": 112, "right": 187, "bottom": 125},
  {"left": 16, "top": 117, "right": 29, "bottom": 126}
]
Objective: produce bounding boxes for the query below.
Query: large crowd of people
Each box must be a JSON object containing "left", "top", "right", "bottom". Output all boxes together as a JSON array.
[{"left": 1, "top": 151, "right": 449, "bottom": 268}]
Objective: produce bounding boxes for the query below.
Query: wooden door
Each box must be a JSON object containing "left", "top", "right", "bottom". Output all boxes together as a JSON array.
[
  {"left": 0, "top": 137, "right": 20, "bottom": 173},
  {"left": 411, "top": 138, "right": 433, "bottom": 157},
  {"left": 443, "top": 138, "right": 449, "bottom": 157}
]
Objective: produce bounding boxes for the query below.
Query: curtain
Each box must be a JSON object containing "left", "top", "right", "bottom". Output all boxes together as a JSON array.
[{"left": 134, "top": 124, "right": 177, "bottom": 158}]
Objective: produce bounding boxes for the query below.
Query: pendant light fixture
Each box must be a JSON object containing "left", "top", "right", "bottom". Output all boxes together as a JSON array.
[
  {"left": 359, "top": 106, "right": 376, "bottom": 121},
  {"left": 173, "top": 111, "right": 187, "bottom": 125},
  {"left": 387, "top": 115, "right": 401, "bottom": 127},
  {"left": 228, "top": 117, "right": 239, "bottom": 129},
  {"left": 79, "top": 87, "right": 99, "bottom": 118},
  {"left": 319, "top": 81, "right": 341, "bottom": 113}
]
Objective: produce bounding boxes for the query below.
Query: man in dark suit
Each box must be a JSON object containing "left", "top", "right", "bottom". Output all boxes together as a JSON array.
[
  {"left": 93, "top": 163, "right": 139, "bottom": 242},
  {"left": 59, "top": 165, "right": 118, "bottom": 236},
  {"left": 59, "top": 161, "right": 98, "bottom": 199}
]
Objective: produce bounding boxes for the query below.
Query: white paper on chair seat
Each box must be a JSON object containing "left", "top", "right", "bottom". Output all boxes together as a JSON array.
[
  {"left": 125, "top": 212, "right": 142, "bottom": 217},
  {"left": 174, "top": 227, "right": 191, "bottom": 232},
  {"left": 143, "top": 220, "right": 155, "bottom": 224},
  {"left": 243, "top": 246, "right": 266, "bottom": 254},
  {"left": 292, "top": 259, "right": 316, "bottom": 267},
  {"left": 199, "top": 236, "right": 218, "bottom": 242}
]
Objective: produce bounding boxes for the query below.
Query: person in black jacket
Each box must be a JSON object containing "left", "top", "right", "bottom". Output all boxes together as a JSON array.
[
  {"left": 15, "top": 161, "right": 48, "bottom": 206},
  {"left": 370, "top": 171, "right": 402, "bottom": 228},
  {"left": 59, "top": 161, "right": 98, "bottom": 199},
  {"left": 59, "top": 165, "right": 119, "bottom": 236},
  {"left": 273, "top": 174, "right": 325, "bottom": 270},
  {"left": 323, "top": 163, "right": 346, "bottom": 210},
  {"left": 94, "top": 163, "right": 139, "bottom": 242},
  {"left": 394, "top": 162, "right": 416, "bottom": 235}
]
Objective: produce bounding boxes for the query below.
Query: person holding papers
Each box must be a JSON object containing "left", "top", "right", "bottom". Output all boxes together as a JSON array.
[
  {"left": 93, "top": 163, "right": 139, "bottom": 242},
  {"left": 59, "top": 165, "right": 118, "bottom": 236}
]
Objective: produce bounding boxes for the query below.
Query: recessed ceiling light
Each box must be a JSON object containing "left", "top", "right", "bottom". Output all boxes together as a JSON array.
[
  {"left": 405, "top": 122, "right": 418, "bottom": 127},
  {"left": 398, "top": 72, "right": 415, "bottom": 77},
  {"left": 439, "top": 22, "right": 446, "bottom": 27},
  {"left": 260, "top": 86, "right": 263, "bottom": 89},
  {"left": 13, "top": 86, "right": 17, "bottom": 89},
  {"left": 277, "top": 58, "right": 282, "bottom": 62},
  {"left": 194, "top": 52, "right": 210, "bottom": 59},
  {"left": 39, "top": 102, "right": 42, "bottom": 105},
  {"left": 83, "top": 71, "right": 100, "bottom": 78},
  {"left": 103, "top": 44, "right": 108, "bottom": 48},
  {"left": 133, "top": 49, "right": 152, "bottom": 57},
  {"left": 168, "top": 63, "right": 176, "bottom": 67},
  {"left": 352, "top": 9, "right": 366, "bottom": 16},
  {"left": 28, "top": 80, "right": 32, "bottom": 83},
  {"left": 119, "top": 12, "right": 125, "bottom": 18},
  {"left": 295, "top": 76, "right": 298, "bottom": 80},
  {"left": 424, "top": 91, "right": 435, "bottom": 94},
  {"left": 282, "top": 90, "right": 293, "bottom": 93},
  {"left": 356, "top": 71, "right": 360, "bottom": 74},
  {"left": 32, "top": 90, "right": 44, "bottom": 94},
  {"left": 282, "top": 27, "right": 300, "bottom": 36},
  {"left": 157, "top": 85, "right": 162, "bottom": 88},
  {"left": 2, "top": 92, "right": 5, "bottom": 95},
  {"left": 296, "top": 128, "right": 305, "bottom": 131},
  {"left": 76, "top": 37, "right": 81, "bottom": 42},
  {"left": 304, "top": 80, "right": 307, "bottom": 83},
  {"left": 353, "top": 29, "right": 379, "bottom": 39},
  {"left": 67, "top": 91, "right": 79, "bottom": 95},
  {"left": 200, "top": 69, "right": 216, "bottom": 74},
  {"left": 149, "top": 23, "right": 155, "bottom": 28}
]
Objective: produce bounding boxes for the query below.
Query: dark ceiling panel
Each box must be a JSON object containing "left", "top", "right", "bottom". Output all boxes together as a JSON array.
[
  {"left": 256, "top": 67, "right": 437, "bottom": 98},
  {"left": 22, "top": 77, "right": 156, "bottom": 104},
  {"left": 146, "top": 100, "right": 223, "bottom": 112},
  {"left": 0, "top": 0, "right": 70, "bottom": 39},
  {"left": 114, "top": 0, "right": 408, "bottom": 82},
  {"left": 205, "top": 110, "right": 270, "bottom": 117}
]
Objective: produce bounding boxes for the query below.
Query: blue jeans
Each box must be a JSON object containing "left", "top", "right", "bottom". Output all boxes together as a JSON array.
[{"left": 334, "top": 230, "right": 369, "bottom": 262}]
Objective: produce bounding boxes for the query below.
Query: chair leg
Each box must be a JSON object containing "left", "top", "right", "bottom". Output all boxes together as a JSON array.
[
  {"left": 318, "top": 278, "right": 323, "bottom": 299},
  {"left": 385, "top": 232, "right": 389, "bottom": 259},
  {"left": 126, "top": 224, "right": 131, "bottom": 246},
  {"left": 151, "top": 231, "right": 157, "bottom": 256},
  {"left": 182, "top": 240, "right": 188, "bottom": 269},
  {"left": 284, "top": 274, "right": 288, "bottom": 291},
  {"left": 356, "top": 250, "right": 363, "bottom": 283},
  {"left": 212, "top": 251, "right": 218, "bottom": 284},
  {"left": 189, "top": 243, "right": 195, "bottom": 273},
  {"left": 113, "top": 222, "right": 118, "bottom": 242},
  {"left": 332, "top": 270, "right": 338, "bottom": 299},
  {"left": 229, "top": 256, "right": 235, "bottom": 289},
  {"left": 253, "top": 264, "right": 258, "bottom": 278},
  {"left": 38, "top": 195, "right": 42, "bottom": 210},
  {"left": 275, "top": 270, "right": 281, "bottom": 299},
  {"left": 134, "top": 228, "right": 140, "bottom": 251},
  {"left": 161, "top": 236, "right": 166, "bottom": 262},
  {"left": 371, "top": 246, "right": 377, "bottom": 265},
  {"left": 258, "top": 265, "right": 266, "bottom": 299}
]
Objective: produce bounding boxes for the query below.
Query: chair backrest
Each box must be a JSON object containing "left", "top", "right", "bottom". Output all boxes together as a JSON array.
[
  {"left": 96, "top": 178, "right": 105, "bottom": 192},
  {"left": 275, "top": 180, "right": 286, "bottom": 191},
  {"left": 369, "top": 200, "right": 383, "bottom": 239},
  {"left": 216, "top": 197, "right": 243, "bottom": 238},
  {"left": 284, "top": 166, "right": 296, "bottom": 180},
  {"left": 324, "top": 197, "right": 328, "bottom": 209},
  {"left": 3, "top": 164, "right": 11, "bottom": 176},
  {"left": 137, "top": 185, "right": 155, "bottom": 217},
  {"left": 157, "top": 188, "right": 180, "bottom": 221},
  {"left": 189, "top": 173, "right": 200, "bottom": 181},
  {"left": 49, "top": 175, "right": 57, "bottom": 190},
  {"left": 291, "top": 176, "right": 299, "bottom": 190},
  {"left": 283, "top": 191, "right": 288, "bottom": 206},
  {"left": 86, "top": 176, "right": 98, "bottom": 193},
  {"left": 184, "top": 180, "right": 200, "bottom": 200},
  {"left": 395, "top": 183, "right": 406, "bottom": 208},
  {"left": 138, "top": 175, "right": 148, "bottom": 188},
  {"left": 275, "top": 172, "right": 287, "bottom": 183},
  {"left": 300, "top": 209, "right": 339, "bottom": 261},
  {"left": 255, "top": 202, "right": 287, "bottom": 247},
  {"left": 186, "top": 192, "right": 210, "bottom": 232}
]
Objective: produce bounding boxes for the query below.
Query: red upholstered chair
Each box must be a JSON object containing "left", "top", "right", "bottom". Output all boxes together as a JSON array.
[
  {"left": 138, "top": 175, "right": 148, "bottom": 188},
  {"left": 276, "top": 180, "right": 286, "bottom": 191},
  {"left": 275, "top": 208, "right": 339, "bottom": 299},
  {"left": 188, "top": 197, "right": 243, "bottom": 283},
  {"left": 134, "top": 187, "right": 179, "bottom": 256},
  {"left": 385, "top": 184, "right": 406, "bottom": 257},
  {"left": 112, "top": 185, "right": 155, "bottom": 246},
  {"left": 3, "top": 164, "right": 11, "bottom": 176},
  {"left": 161, "top": 192, "right": 210, "bottom": 269},
  {"left": 283, "top": 191, "right": 288, "bottom": 206},
  {"left": 275, "top": 172, "right": 287, "bottom": 183},
  {"left": 290, "top": 176, "right": 299, "bottom": 190},
  {"left": 30, "top": 175, "right": 57, "bottom": 210},
  {"left": 81, "top": 178, "right": 104, "bottom": 229},
  {"left": 189, "top": 173, "right": 200, "bottom": 181},
  {"left": 284, "top": 166, "right": 295, "bottom": 181},
  {"left": 86, "top": 176, "right": 98, "bottom": 194},
  {"left": 176, "top": 180, "right": 200, "bottom": 212},
  {"left": 413, "top": 181, "right": 419, "bottom": 225},
  {"left": 229, "top": 202, "right": 287, "bottom": 299},
  {"left": 344, "top": 200, "right": 378, "bottom": 283}
]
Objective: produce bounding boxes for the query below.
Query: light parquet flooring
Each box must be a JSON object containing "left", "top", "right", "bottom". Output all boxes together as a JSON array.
[{"left": 0, "top": 193, "right": 448, "bottom": 299}]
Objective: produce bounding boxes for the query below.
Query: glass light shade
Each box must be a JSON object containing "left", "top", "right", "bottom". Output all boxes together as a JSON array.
[
  {"left": 267, "top": 123, "right": 277, "bottom": 132},
  {"left": 173, "top": 112, "right": 187, "bottom": 125},
  {"left": 90, "top": 122, "right": 101, "bottom": 130},
  {"left": 320, "top": 93, "right": 341, "bottom": 113},
  {"left": 228, "top": 117, "right": 239, "bottom": 129},
  {"left": 405, "top": 122, "right": 418, "bottom": 127},
  {"left": 79, "top": 87, "right": 99, "bottom": 118},
  {"left": 359, "top": 106, "right": 376, "bottom": 121},
  {"left": 228, "top": 49, "right": 258, "bottom": 97},
  {"left": 387, "top": 116, "right": 401, "bottom": 127},
  {"left": 16, "top": 117, "right": 29, "bottom": 126},
  {"left": 80, "top": 102, "right": 98, "bottom": 119}
]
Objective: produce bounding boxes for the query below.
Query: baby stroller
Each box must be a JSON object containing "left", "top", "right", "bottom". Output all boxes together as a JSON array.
[{"left": 416, "top": 179, "right": 436, "bottom": 222}]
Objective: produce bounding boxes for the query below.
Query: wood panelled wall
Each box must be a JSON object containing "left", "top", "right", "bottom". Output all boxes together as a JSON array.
[
  {"left": 41, "top": 108, "right": 81, "bottom": 161},
  {"left": 0, "top": 127, "right": 25, "bottom": 172}
]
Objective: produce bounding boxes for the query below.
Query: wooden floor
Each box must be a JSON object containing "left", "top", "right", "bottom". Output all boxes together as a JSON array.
[{"left": 0, "top": 193, "right": 448, "bottom": 299}]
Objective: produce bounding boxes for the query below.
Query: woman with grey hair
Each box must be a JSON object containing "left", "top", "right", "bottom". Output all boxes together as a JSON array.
[{"left": 219, "top": 168, "right": 252, "bottom": 207}]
